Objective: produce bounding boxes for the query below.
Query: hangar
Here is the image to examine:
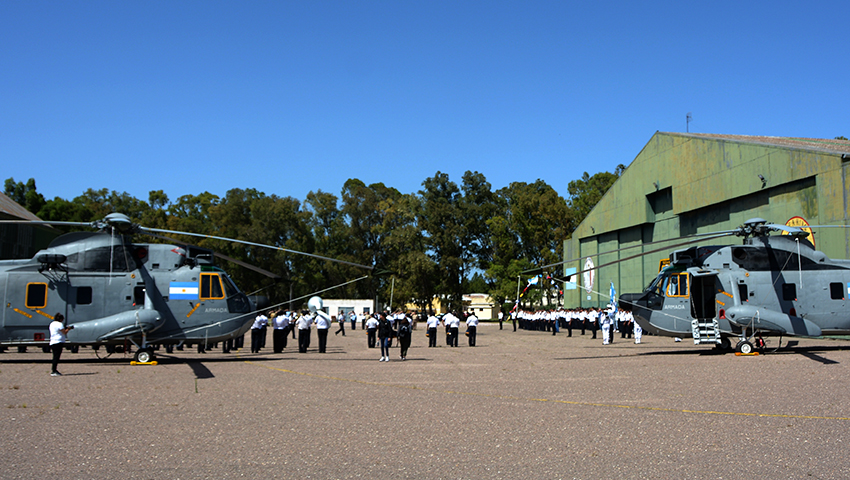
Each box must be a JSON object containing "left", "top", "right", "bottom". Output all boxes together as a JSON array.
[
  {"left": 562, "top": 132, "right": 850, "bottom": 308},
  {"left": 0, "top": 191, "right": 55, "bottom": 260}
]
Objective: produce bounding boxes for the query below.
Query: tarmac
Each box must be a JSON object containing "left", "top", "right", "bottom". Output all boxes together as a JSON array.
[{"left": 3, "top": 323, "right": 850, "bottom": 479}]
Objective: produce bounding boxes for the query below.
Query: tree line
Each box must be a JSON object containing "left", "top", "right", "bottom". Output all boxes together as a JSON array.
[{"left": 5, "top": 168, "right": 623, "bottom": 313}]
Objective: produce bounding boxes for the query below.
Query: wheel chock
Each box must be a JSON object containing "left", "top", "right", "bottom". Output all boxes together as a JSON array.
[
  {"left": 130, "top": 360, "right": 159, "bottom": 365},
  {"left": 734, "top": 352, "right": 759, "bottom": 356}
]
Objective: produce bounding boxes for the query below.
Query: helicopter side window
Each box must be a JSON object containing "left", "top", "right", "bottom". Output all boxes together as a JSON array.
[
  {"left": 830, "top": 283, "right": 844, "bottom": 300},
  {"left": 782, "top": 284, "right": 797, "bottom": 301},
  {"left": 26, "top": 283, "right": 48, "bottom": 309},
  {"left": 666, "top": 273, "right": 689, "bottom": 297},
  {"left": 200, "top": 273, "right": 225, "bottom": 300},
  {"left": 76, "top": 286, "right": 93, "bottom": 305},
  {"left": 738, "top": 284, "right": 749, "bottom": 302}
]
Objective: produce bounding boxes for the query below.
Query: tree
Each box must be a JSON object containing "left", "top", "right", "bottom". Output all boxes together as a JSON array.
[
  {"left": 419, "top": 172, "right": 466, "bottom": 312},
  {"left": 4, "top": 177, "right": 46, "bottom": 215},
  {"left": 486, "top": 180, "right": 570, "bottom": 307},
  {"left": 566, "top": 165, "right": 625, "bottom": 224}
]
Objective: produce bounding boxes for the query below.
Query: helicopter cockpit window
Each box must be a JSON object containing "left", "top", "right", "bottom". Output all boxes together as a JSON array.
[
  {"left": 221, "top": 274, "right": 239, "bottom": 297},
  {"left": 648, "top": 274, "right": 669, "bottom": 295},
  {"left": 26, "top": 283, "right": 48, "bottom": 309},
  {"left": 666, "top": 273, "right": 689, "bottom": 297},
  {"left": 200, "top": 273, "right": 225, "bottom": 300}
]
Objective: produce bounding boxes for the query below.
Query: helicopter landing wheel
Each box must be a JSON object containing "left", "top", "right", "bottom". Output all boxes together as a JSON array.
[
  {"left": 134, "top": 349, "right": 155, "bottom": 363},
  {"left": 717, "top": 336, "right": 732, "bottom": 351},
  {"left": 736, "top": 340, "right": 754, "bottom": 354}
]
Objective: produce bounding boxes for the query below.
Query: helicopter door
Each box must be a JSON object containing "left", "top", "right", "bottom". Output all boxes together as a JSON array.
[{"left": 690, "top": 272, "right": 718, "bottom": 320}]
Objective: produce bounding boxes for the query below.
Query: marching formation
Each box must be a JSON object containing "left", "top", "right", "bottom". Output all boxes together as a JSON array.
[{"left": 239, "top": 302, "right": 643, "bottom": 362}]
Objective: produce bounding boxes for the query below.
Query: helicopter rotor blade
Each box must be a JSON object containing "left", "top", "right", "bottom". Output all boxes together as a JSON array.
[
  {"left": 140, "top": 227, "right": 374, "bottom": 271},
  {"left": 146, "top": 233, "right": 282, "bottom": 279},
  {"left": 544, "top": 232, "right": 734, "bottom": 283},
  {"left": 522, "top": 229, "right": 740, "bottom": 275}
]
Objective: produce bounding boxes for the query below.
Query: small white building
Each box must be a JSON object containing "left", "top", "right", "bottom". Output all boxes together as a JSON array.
[
  {"left": 321, "top": 299, "right": 374, "bottom": 319},
  {"left": 463, "top": 293, "right": 498, "bottom": 320}
]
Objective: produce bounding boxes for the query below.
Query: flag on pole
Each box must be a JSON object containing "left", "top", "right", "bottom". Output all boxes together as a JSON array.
[
  {"left": 609, "top": 281, "right": 617, "bottom": 309},
  {"left": 527, "top": 275, "right": 540, "bottom": 286}
]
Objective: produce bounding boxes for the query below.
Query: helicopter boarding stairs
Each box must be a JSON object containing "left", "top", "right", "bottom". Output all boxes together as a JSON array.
[{"left": 691, "top": 318, "right": 721, "bottom": 345}]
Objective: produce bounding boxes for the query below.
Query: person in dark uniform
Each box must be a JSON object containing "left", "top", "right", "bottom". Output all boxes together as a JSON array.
[
  {"left": 397, "top": 315, "right": 412, "bottom": 360},
  {"left": 378, "top": 313, "right": 392, "bottom": 362}
]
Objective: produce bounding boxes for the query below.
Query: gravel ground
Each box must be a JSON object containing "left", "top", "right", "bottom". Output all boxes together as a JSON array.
[{"left": 3, "top": 324, "right": 850, "bottom": 479}]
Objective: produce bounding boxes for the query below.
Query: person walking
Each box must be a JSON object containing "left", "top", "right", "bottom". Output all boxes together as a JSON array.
[
  {"left": 444, "top": 311, "right": 461, "bottom": 347},
  {"left": 397, "top": 315, "right": 412, "bottom": 360},
  {"left": 335, "top": 314, "right": 346, "bottom": 336},
  {"left": 48, "top": 313, "right": 72, "bottom": 376},
  {"left": 465, "top": 311, "right": 479, "bottom": 347},
  {"left": 426, "top": 313, "right": 440, "bottom": 347},
  {"left": 378, "top": 314, "right": 393, "bottom": 362}
]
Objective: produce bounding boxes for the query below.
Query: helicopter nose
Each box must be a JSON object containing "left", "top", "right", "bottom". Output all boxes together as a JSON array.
[
  {"left": 250, "top": 295, "right": 270, "bottom": 311},
  {"left": 618, "top": 293, "right": 643, "bottom": 311}
]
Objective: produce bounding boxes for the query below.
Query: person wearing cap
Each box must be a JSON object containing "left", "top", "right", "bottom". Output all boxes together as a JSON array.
[
  {"left": 601, "top": 304, "right": 616, "bottom": 345},
  {"left": 315, "top": 311, "right": 332, "bottom": 353},
  {"left": 465, "top": 311, "right": 479, "bottom": 347},
  {"left": 426, "top": 313, "right": 441, "bottom": 347},
  {"left": 444, "top": 311, "right": 461, "bottom": 347},
  {"left": 48, "top": 313, "right": 72, "bottom": 376}
]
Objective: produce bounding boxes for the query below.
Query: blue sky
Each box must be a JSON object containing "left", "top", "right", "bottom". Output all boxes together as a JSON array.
[{"left": 2, "top": 1, "right": 848, "bottom": 207}]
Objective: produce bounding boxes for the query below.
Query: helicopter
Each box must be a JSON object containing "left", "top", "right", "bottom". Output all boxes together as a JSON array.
[
  {"left": 0, "top": 213, "right": 372, "bottom": 363},
  {"left": 616, "top": 218, "right": 850, "bottom": 354}
]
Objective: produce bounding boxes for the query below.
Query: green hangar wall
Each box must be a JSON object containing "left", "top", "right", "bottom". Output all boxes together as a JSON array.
[{"left": 562, "top": 132, "right": 850, "bottom": 309}]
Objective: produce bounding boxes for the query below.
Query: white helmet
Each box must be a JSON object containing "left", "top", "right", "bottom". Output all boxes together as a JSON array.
[{"left": 307, "top": 296, "right": 323, "bottom": 313}]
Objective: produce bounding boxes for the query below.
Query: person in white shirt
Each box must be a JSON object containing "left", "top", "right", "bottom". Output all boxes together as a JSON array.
[
  {"left": 314, "top": 311, "right": 332, "bottom": 353},
  {"left": 297, "top": 311, "right": 312, "bottom": 353},
  {"left": 444, "top": 311, "right": 461, "bottom": 347},
  {"left": 272, "top": 310, "right": 290, "bottom": 353},
  {"left": 426, "top": 314, "right": 440, "bottom": 347},
  {"left": 48, "top": 313, "right": 72, "bottom": 376},
  {"left": 632, "top": 311, "right": 643, "bottom": 344},
  {"left": 349, "top": 311, "right": 357, "bottom": 331},
  {"left": 465, "top": 312, "right": 479, "bottom": 346},
  {"left": 251, "top": 312, "right": 268, "bottom": 353},
  {"left": 601, "top": 305, "right": 615, "bottom": 345},
  {"left": 365, "top": 314, "right": 379, "bottom": 349}
]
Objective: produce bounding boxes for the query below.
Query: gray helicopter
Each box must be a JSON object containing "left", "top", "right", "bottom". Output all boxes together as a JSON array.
[
  {"left": 0, "top": 213, "right": 371, "bottom": 363},
  {"left": 618, "top": 218, "right": 850, "bottom": 354}
]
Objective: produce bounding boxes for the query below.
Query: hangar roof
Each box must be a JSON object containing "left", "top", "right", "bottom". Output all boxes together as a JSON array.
[
  {"left": 671, "top": 133, "right": 850, "bottom": 155},
  {"left": 0, "top": 191, "right": 41, "bottom": 221}
]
